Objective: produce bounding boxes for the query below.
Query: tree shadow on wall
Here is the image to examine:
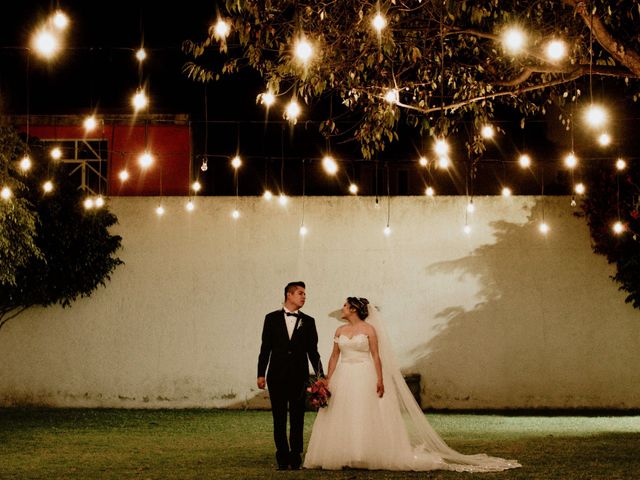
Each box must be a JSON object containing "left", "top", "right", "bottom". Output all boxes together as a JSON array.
[{"left": 408, "top": 200, "right": 637, "bottom": 410}]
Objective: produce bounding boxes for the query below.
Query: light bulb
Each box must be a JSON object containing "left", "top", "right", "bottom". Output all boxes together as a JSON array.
[
  {"left": 348, "top": 183, "right": 358, "bottom": 194},
  {"left": 51, "top": 10, "right": 69, "bottom": 30},
  {"left": 372, "top": 13, "right": 387, "bottom": 32},
  {"left": 50, "top": 147, "right": 62, "bottom": 160},
  {"left": 539, "top": 222, "right": 549, "bottom": 234},
  {"left": 200, "top": 159, "right": 208, "bottom": 172},
  {"left": 294, "top": 39, "right": 313, "bottom": 63},
  {"left": 263, "top": 190, "right": 273, "bottom": 200},
  {"left": 597, "top": 132, "right": 611, "bottom": 146},
  {"left": 574, "top": 182, "right": 586, "bottom": 195},
  {"left": 95, "top": 196, "right": 105, "bottom": 208},
  {"left": 481, "top": 125, "right": 495, "bottom": 139},
  {"left": 261, "top": 91, "right": 275, "bottom": 107},
  {"left": 232, "top": 209, "right": 240, "bottom": 219},
  {"left": 285, "top": 100, "right": 301, "bottom": 122},
  {"left": 616, "top": 158, "right": 626, "bottom": 171},
  {"left": 186, "top": 200, "right": 195, "bottom": 212},
  {"left": 425, "top": 186, "right": 435, "bottom": 197},
  {"left": 43, "top": 180, "right": 54, "bottom": 193},
  {"left": 613, "top": 221, "right": 625, "bottom": 234},
  {"left": 322, "top": 155, "right": 338, "bottom": 175},
  {"left": 214, "top": 19, "right": 230, "bottom": 39},
  {"left": 19, "top": 155, "right": 32, "bottom": 172},
  {"left": 503, "top": 27, "right": 525, "bottom": 53},
  {"left": 192, "top": 181, "right": 201, "bottom": 192},
  {"left": 437, "top": 156, "right": 450, "bottom": 169},
  {"left": 467, "top": 201, "right": 475, "bottom": 213},
  {"left": 138, "top": 151, "right": 153, "bottom": 168},
  {"left": 463, "top": 224, "right": 472, "bottom": 235},
  {"left": 119, "top": 170, "right": 129, "bottom": 181},
  {"left": 83, "top": 115, "right": 97, "bottom": 132},
  {"left": 299, "top": 225, "right": 308, "bottom": 236},
  {"left": 585, "top": 104, "right": 607, "bottom": 128},
  {"left": 502, "top": 187, "right": 512, "bottom": 197},
  {"left": 156, "top": 205, "right": 165, "bottom": 216},
  {"left": 132, "top": 89, "right": 149, "bottom": 111},
  {"left": 518, "top": 154, "right": 531, "bottom": 168},
  {"left": 1, "top": 186, "right": 12, "bottom": 200},
  {"left": 545, "top": 40, "right": 566, "bottom": 61},
  {"left": 83, "top": 198, "right": 95, "bottom": 210},
  {"left": 433, "top": 138, "right": 449, "bottom": 156},
  {"left": 564, "top": 153, "right": 578, "bottom": 168},
  {"left": 135, "top": 48, "right": 147, "bottom": 62},
  {"left": 33, "top": 29, "right": 60, "bottom": 59},
  {"left": 418, "top": 156, "right": 428, "bottom": 167},
  {"left": 231, "top": 155, "right": 242, "bottom": 169},
  {"left": 279, "top": 194, "right": 288, "bottom": 206},
  {"left": 383, "top": 225, "right": 391, "bottom": 236},
  {"left": 384, "top": 88, "right": 399, "bottom": 104}
]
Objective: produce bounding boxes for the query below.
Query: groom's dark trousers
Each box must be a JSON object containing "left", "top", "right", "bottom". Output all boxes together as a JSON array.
[{"left": 258, "top": 309, "right": 323, "bottom": 468}]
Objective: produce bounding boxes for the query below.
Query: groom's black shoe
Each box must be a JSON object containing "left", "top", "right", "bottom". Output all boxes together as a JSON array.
[
  {"left": 276, "top": 464, "right": 288, "bottom": 471},
  {"left": 289, "top": 453, "right": 302, "bottom": 470}
]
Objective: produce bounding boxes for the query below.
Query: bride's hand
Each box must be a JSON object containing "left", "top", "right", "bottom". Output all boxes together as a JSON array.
[{"left": 376, "top": 381, "right": 384, "bottom": 398}]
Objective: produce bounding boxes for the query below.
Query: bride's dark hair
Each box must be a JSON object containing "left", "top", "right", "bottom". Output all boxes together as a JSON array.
[{"left": 347, "top": 297, "right": 370, "bottom": 320}]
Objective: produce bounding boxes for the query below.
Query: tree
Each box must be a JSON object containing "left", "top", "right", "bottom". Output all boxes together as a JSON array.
[
  {"left": 0, "top": 127, "right": 124, "bottom": 330},
  {"left": 183, "top": 0, "right": 640, "bottom": 158}
]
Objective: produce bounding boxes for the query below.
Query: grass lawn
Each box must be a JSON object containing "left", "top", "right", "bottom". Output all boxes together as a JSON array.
[{"left": 0, "top": 409, "right": 638, "bottom": 479}]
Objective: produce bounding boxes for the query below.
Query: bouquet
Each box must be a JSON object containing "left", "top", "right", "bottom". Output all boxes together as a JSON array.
[{"left": 306, "top": 378, "right": 331, "bottom": 409}]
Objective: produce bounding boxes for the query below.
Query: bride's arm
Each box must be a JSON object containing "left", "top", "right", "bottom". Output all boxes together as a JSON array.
[
  {"left": 325, "top": 329, "right": 342, "bottom": 385},
  {"left": 368, "top": 328, "right": 385, "bottom": 397}
]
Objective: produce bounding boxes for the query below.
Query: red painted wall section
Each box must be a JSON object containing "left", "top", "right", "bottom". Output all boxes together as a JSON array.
[{"left": 25, "top": 123, "right": 190, "bottom": 196}]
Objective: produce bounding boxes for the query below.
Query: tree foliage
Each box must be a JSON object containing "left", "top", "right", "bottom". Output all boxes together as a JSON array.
[
  {"left": 0, "top": 127, "right": 124, "bottom": 330},
  {"left": 184, "top": 0, "right": 640, "bottom": 158}
]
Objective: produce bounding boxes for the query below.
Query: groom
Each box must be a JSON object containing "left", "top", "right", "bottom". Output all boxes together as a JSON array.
[{"left": 257, "top": 281, "right": 323, "bottom": 470}]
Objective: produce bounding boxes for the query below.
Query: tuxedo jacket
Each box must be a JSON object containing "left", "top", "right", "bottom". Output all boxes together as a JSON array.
[{"left": 257, "top": 309, "right": 323, "bottom": 388}]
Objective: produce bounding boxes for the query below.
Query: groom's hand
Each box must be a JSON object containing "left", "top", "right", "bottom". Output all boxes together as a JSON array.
[{"left": 257, "top": 377, "right": 266, "bottom": 389}]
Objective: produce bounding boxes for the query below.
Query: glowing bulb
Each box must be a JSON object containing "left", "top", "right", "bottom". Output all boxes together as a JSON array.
[
  {"left": 279, "top": 194, "right": 288, "bottom": 206},
  {"left": 138, "top": 151, "right": 153, "bottom": 168},
  {"left": 231, "top": 155, "right": 242, "bottom": 169},
  {"left": 503, "top": 27, "right": 526, "bottom": 53},
  {"left": 348, "top": 183, "right": 358, "bottom": 194},
  {"left": 43, "top": 181, "right": 54, "bottom": 193},
  {"left": 384, "top": 88, "right": 399, "bottom": 104},
  {"left": 322, "top": 155, "right": 338, "bottom": 175},
  {"left": 33, "top": 29, "right": 60, "bottom": 58},
  {"left": 545, "top": 40, "right": 566, "bottom": 61},
  {"left": 598, "top": 132, "right": 611, "bottom": 146},
  {"left": 502, "top": 187, "right": 512, "bottom": 197},
  {"left": 132, "top": 90, "right": 149, "bottom": 111},
  {"left": 463, "top": 224, "right": 472, "bottom": 235},
  {"left": 481, "top": 124, "right": 495, "bottom": 139},
  {"left": 1, "top": 186, "right": 12, "bottom": 200},
  {"left": 285, "top": 100, "right": 301, "bottom": 122},
  {"left": 214, "top": 19, "right": 231, "bottom": 39},
  {"left": 231, "top": 209, "right": 240, "bottom": 219},
  {"left": 294, "top": 39, "right": 313, "bottom": 63},
  {"left": 467, "top": 201, "right": 475, "bottom": 213},
  {"left": 425, "top": 186, "right": 435, "bottom": 196},
  {"left": 156, "top": 205, "right": 165, "bottom": 216},
  {"left": 584, "top": 104, "right": 607, "bottom": 128},
  {"left": 574, "top": 182, "right": 586, "bottom": 195},
  {"left": 383, "top": 226, "right": 391, "bottom": 236},
  {"left": 19, "top": 155, "right": 32, "bottom": 172},
  {"left": 437, "top": 156, "right": 450, "bottom": 169},
  {"left": 52, "top": 10, "right": 69, "bottom": 30},
  {"left": 263, "top": 190, "right": 273, "bottom": 200},
  {"left": 418, "top": 156, "right": 428, "bottom": 167},
  {"left": 50, "top": 147, "right": 62, "bottom": 160},
  {"left": 299, "top": 225, "right": 308, "bottom": 236},
  {"left": 192, "top": 181, "right": 201, "bottom": 192},
  {"left": 261, "top": 91, "right": 275, "bottom": 107},
  {"left": 616, "top": 158, "right": 627, "bottom": 171},
  {"left": 135, "top": 48, "right": 147, "bottom": 62},
  {"left": 433, "top": 139, "right": 449, "bottom": 156},
  {"left": 564, "top": 153, "right": 578, "bottom": 168},
  {"left": 372, "top": 13, "right": 387, "bottom": 32},
  {"left": 119, "top": 170, "right": 129, "bottom": 181},
  {"left": 200, "top": 159, "right": 208, "bottom": 172},
  {"left": 83, "top": 115, "right": 97, "bottom": 132},
  {"left": 539, "top": 222, "right": 549, "bottom": 234},
  {"left": 83, "top": 198, "right": 95, "bottom": 210},
  {"left": 186, "top": 200, "right": 195, "bottom": 212},
  {"left": 518, "top": 154, "right": 531, "bottom": 168},
  {"left": 95, "top": 196, "right": 105, "bottom": 208},
  {"left": 613, "top": 221, "right": 625, "bottom": 234}
]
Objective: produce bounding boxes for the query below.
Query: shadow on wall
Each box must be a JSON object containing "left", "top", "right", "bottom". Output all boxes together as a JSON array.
[{"left": 407, "top": 200, "right": 638, "bottom": 410}]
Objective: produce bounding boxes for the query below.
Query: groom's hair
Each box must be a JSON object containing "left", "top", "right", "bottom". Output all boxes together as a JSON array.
[{"left": 284, "top": 281, "right": 306, "bottom": 299}]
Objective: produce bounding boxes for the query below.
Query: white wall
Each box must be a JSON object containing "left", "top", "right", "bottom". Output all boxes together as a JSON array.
[{"left": 1, "top": 196, "right": 638, "bottom": 409}]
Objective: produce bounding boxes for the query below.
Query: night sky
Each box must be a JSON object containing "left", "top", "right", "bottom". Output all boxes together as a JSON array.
[{"left": 1, "top": 1, "right": 639, "bottom": 196}]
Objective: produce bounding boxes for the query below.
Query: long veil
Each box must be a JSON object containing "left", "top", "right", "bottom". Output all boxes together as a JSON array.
[{"left": 367, "top": 305, "right": 521, "bottom": 472}]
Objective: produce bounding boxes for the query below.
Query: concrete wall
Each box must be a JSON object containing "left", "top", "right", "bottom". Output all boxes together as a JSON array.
[{"left": 1, "top": 196, "right": 638, "bottom": 409}]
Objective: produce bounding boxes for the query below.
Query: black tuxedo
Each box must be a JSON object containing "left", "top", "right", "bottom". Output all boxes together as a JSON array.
[{"left": 258, "top": 309, "right": 323, "bottom": 468}]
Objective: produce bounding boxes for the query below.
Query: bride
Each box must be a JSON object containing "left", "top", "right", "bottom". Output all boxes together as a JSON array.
[{"left": 303, "top": 297, "right": 521, "bottom": 472}]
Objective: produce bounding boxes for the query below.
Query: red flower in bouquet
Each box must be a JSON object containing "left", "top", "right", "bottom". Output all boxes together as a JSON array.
[{"left": 306, "top": 379, "right": 331, "bottom": 408}]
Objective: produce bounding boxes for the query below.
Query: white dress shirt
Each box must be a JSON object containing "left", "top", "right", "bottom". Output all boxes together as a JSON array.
[{"left": 283, "top": 309, "right": 299, "bottom": 339}]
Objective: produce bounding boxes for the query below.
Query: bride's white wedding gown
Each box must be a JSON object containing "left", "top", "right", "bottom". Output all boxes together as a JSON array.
[{"left": 303, "top": 333, "right": 520, "bottom": 472}]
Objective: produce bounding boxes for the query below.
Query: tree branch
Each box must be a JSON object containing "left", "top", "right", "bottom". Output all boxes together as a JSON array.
[
  {"left": 563, "top": 0, "right": 640, "bottom": 77},
  {"left": 0, "top": 306, "right": 29, "bottom": 331}
]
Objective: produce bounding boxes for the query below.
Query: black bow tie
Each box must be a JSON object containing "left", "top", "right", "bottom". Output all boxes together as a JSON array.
[{"left": 285, "top": 311, "right": 300, "bottom": 318}]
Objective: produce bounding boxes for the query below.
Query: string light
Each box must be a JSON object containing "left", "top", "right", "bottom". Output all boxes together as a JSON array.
[
  {"left": 132, "top": 89, "right": 149, "bottom": 111},
  {"left": 539, "top": 222, "right": 550, "bottom": 235},
  {"left": 285, "top": 100, "right": 301, "bottom": 122},
  {"left": 322, "top": 155, "right": 338, "bottom": 175},
  {"left": 418, "top": 156, "right": 428, "bottom": 167},
  {"left": 466, "top": 200, "right": 475, "bottom": 213},
  {"left": 433, "top": 138, "right": 449, "bottom": 156},
  {"left": 502, "top": 27, "right": 526, "bottom": 54},
  {"left": 118, "top": 170, "right": 129, "bottom": 181},
  {"left": 43, "top": 181, "right": 54, "bottom": 193},
  {"left": 51, "top": 10, "right": 69, "bottom": 30},
  {"left": 95, "top": 196, "right": 105, "bottom": 208},
  {"left": 1, "top": 186, "right": 12, "bottom": 200},
  {"left": 231, "top": 155, "right": 242, "bottom": 169},
  {"left": 156, "top": 205, "right": 165, "bottom": 216},
  {"left": 613, "top": 221, "right": 625, "bottom": 234},
  {"left": 138, "top": 151, "right": 153, "bottom": 168},
  {"left": 597, "top": 132, "right": 611, "bottom": 146},
  {"left": 545, "top": 40, "right": 566, "bottom": 61},
  {"left": 186, "top": 200, "right": 195, "bottom": 211},
  {"left": 32, "top": 29, "right": 60, "bottom": 59},
  {"left": 192, "top": 181, "right": 201, "bottom": 192},
  {"left": 481, "top": 125, "right": 495, "bottom": 139},
  {"left": 200, "top": 159, "right": 208, "bottom": 172},
  {"left": 135, "top": 48, "right": 147, "bottom": 62},
  {"left": 294, "top": 38, "right": 313, "bottom": 64},
  {"left": 384, "top": 88, "right": 399, "bottom": 104},
  {"left": 83, "top": 115, "right": 97, "bottom": 132},
  {"left": 518, "top": 154, "right": 531, "bottom": 168},
  {"left": 299, "top": 225, "right": 308, "bottom": 236},
  {"left": 437, "top": 156, "right": 450, "bottom": 169},
  {"left": 83, "top": 197, "right": 95, "bottom": 209},
  {"left": 383, "top": 225, "right": 391, "bottom": 236},
  {"left": 214, "top": 19, "right": 231, "bottom": 40},
  {"left": 425, "top": 186, "right": 435, "bottom": 196},
  {"left": 263, "top": 190, "right": 273, "bottom": 200},
  {"left": 278, "top": 193, "right": 288, "bottom": 206},
  {"left": 19, "top": 155, "right": 32, "bottom": 172},
  {"left": 348, "top": 183, "right": 358, "bottom": 194},
  {"left": 260, "top": 91, "right": 275, "bottom": 107},
  {"left": 564, "top": 153, "right": 578, "bottom": 168},
  {"left": 463, "top": 224, "right": 472, "bottom": 235},
  {"left": 584, "top": 104, "right": 607, "bottom": 128},
  {"left": 50, "top": 147, "right": 62, "bottom": 160},
  {"left": 372, "top": 13, "right": 387, "bottom": 32},
  {"left": 615, "top": 158, "right": 627, "bottom": 170},
  {"left": 231, "top": 209, "right": 240, "bottom": 219},
  {"left": 574, "top": 182, "right": 586, "bottom": 195},
  {"left": 502, "top": 187, "right": 512, "bottom": 197}
]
